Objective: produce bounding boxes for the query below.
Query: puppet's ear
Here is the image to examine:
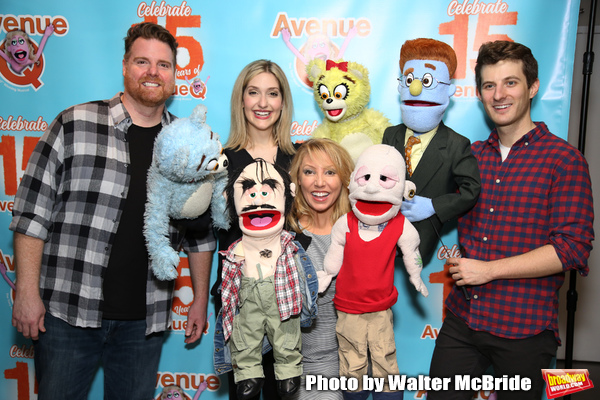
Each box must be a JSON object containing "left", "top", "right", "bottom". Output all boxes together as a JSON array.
[
  {"left": 289, "top": 183, "right": 296, "bottom": 198},
  {"left": 449, "top": 83, "right": 457, "bottom": 97},
  {"left": 404, "top": 181, "right": 416, "bottom": 200}
]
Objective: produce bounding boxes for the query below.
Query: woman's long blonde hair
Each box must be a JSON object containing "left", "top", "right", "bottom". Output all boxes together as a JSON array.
[
  {"left": 287, "top": 138, "right": 354, "bottom": 233},
  {"left": 226, "top": 59, "right": 296, "bottom": 155}
]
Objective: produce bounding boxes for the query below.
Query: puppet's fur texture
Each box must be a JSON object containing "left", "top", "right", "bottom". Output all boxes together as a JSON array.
[
  {"left": 307, "top": 59, "right": 390, "bottom": 161},
  {"left": 144, "top": 104, "right": 229, "bottom": 281}
]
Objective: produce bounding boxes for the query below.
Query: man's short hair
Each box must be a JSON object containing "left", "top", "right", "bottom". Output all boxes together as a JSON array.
[
  {"left": 475, "top": 40, "right": 538, "bottom": 91},
  {"left": 124, "top": 22, "right": 178, "bottom": 65}
]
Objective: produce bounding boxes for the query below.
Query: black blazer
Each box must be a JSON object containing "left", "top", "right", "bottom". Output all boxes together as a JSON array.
[{"left": 382, "top": 122, "right": 480, "bottom": 264}]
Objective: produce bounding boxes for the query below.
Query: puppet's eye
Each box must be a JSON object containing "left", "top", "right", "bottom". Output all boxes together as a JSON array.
[
  {"left": 405, "top": 73, "right": 414, "bottom": 86},
  {"left": 333, "top": 84, "right": 347, "bottom": 99},
  {"left": 249, "top": 193, "right": 257, "bottom": 198},
  {"left": 261, "top": 191, "right": 269, "bottom": 197},
  {"left": 206, "top": 159, "right": 218, "bottom": 171},
  {"left": 422, "top": 73, "right": 434, "bottom": 88},
  {"left": 173, "top": 394, "right": 180, "bottom": 398},
  {"left": 356, "top": 172, "right": 371, "bottom": 186},
  {"left": 319, "top": 85, "right": 330, "bottom": 100},
  {"left": 379, "top": 174, "right": 396, "bottom": 188}
]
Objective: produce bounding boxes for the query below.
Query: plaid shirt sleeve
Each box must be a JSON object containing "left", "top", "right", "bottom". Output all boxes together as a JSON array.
[
  {"left": 546, "top": 143, "right": 594, "bottom": 273},
  {"left": 274, "top": 231, "right": 302, "bottom": 321},
  {"left": 11, "top": 108, "right": 67, "bottom": 240},
  {"left": 219, "top": 240, "right": 242, "bottom": 341}
]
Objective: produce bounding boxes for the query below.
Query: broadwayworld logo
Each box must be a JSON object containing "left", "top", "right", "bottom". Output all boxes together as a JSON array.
[{"left": 542, "top": 369, "right": 594, "bottom": 399}]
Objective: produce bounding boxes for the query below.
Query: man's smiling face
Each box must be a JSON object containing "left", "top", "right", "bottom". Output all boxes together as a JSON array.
[{"left": 477, "top": 59, "right": 539, "bottom": 134}]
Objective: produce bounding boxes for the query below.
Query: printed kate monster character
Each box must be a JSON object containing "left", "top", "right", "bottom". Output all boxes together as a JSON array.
[
  {"left": 0, "top": 260, "right": 16, "bottom": 291},
  {"left": 0, "top": 25, "right": 54, "bottom": 74},
  {"left": 158, "top": 381, "right": 207, "bottom": 400},
  {"left": 160, "top": 385, "right": 185, "bottom": 400}
]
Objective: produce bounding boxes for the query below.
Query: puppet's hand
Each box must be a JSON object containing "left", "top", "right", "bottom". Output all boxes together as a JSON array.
[
  {"left": 282, "top": 28, "right": 291, "bottom": 43},
  {"left": 45, "top": 24, "right": 55, "bottom": 36},
  {"left": 401, "top": 195, "right": 434, "bottom": 222},
  {"left": 317, "top": 271, "right": 333, "bottom": 293},
  {"left": 409, "top": 275, "right": 429, "bottom": 297}
]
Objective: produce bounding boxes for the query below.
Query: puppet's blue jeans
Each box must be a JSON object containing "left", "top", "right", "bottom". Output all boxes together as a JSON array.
[{"left": 34, "top": 313, "right": 164, "bottom": 400}]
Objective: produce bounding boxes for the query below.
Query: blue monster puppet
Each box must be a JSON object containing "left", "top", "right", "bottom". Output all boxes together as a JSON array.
[
  {"left": 382, "top": 38, "right": 480, "bottom": 264},
  {"left": 144, "top": 104, "right": 229, "bottom": 280}
]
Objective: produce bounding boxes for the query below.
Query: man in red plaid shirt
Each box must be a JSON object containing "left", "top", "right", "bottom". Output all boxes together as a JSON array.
[{"left": 428, "top": 41, "right": 594, "bottom": 400}]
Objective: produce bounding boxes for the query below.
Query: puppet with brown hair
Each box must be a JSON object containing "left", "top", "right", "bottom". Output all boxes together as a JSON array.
[{"left": 382, "top": 38, "right": 480, "bottom": 265}]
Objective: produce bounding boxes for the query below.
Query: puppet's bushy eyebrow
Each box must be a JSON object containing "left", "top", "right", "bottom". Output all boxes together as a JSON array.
[
  {"left": 240, "top": 178, "right": 257, "bottom": 192},
  {"left": 262, "top": 178, "right": 279, "bottom": 191}
]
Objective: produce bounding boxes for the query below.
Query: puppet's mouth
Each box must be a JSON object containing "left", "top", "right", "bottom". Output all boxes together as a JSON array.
[
  {"left": 355, "top": 200, "right": 392, "bottom": 216},
  {"left": 14, "top": 51, "right": 27, "bottom": 61},
  {"left": 403, "top": 100, "right": 440, "bottom": 107},
  {"left": 242, "top": 210, "right": 281, "bottom": 230},
  {"left": 327, "top": 109, "right": 343, "bottom": 117}
]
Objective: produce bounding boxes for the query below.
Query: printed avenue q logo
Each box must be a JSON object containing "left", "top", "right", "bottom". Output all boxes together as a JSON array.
[{"left": 0, "top": 14, "right": 68, "bottom": 90}]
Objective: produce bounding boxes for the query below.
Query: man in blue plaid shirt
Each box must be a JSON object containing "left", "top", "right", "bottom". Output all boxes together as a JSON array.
[
  {"left": 428, "top": 41, "right": 594, "bottom": 400},
  {"left": 10, "top": 22, "right": 215, "bottom": 399}
]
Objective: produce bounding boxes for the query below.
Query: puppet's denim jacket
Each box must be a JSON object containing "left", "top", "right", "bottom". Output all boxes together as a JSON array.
[{"left": 213, "top": 240, "right": 318, "bottom": 374}]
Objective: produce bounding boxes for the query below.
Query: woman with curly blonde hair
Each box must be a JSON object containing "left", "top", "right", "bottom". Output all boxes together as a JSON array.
[{"left": 287, "top": 138, "right": 353, "bottom": 400}]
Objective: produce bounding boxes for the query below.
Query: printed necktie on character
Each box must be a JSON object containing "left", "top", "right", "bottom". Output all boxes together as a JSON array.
[{"left": 405, "top": 135, "right": 421, "bottom": 177}]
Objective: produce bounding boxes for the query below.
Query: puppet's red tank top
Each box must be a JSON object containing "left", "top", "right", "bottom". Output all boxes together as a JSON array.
[{"left": 333, "top": 211, "right": 404, "bottom": 314}]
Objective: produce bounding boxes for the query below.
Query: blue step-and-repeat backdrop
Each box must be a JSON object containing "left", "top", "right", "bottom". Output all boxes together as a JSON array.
[{"left": 0, "top": 1, "right": 581, "bottom": 399}]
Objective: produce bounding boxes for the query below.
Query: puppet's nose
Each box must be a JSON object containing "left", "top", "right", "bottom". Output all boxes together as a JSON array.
[{"left": 409, "top": 79, "right": 423, "bottom": 96}]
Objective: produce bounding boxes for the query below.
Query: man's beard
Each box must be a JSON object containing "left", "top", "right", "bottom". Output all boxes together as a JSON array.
[{"left": 124, "top": 75, "right": 174, "bottom": 107}]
